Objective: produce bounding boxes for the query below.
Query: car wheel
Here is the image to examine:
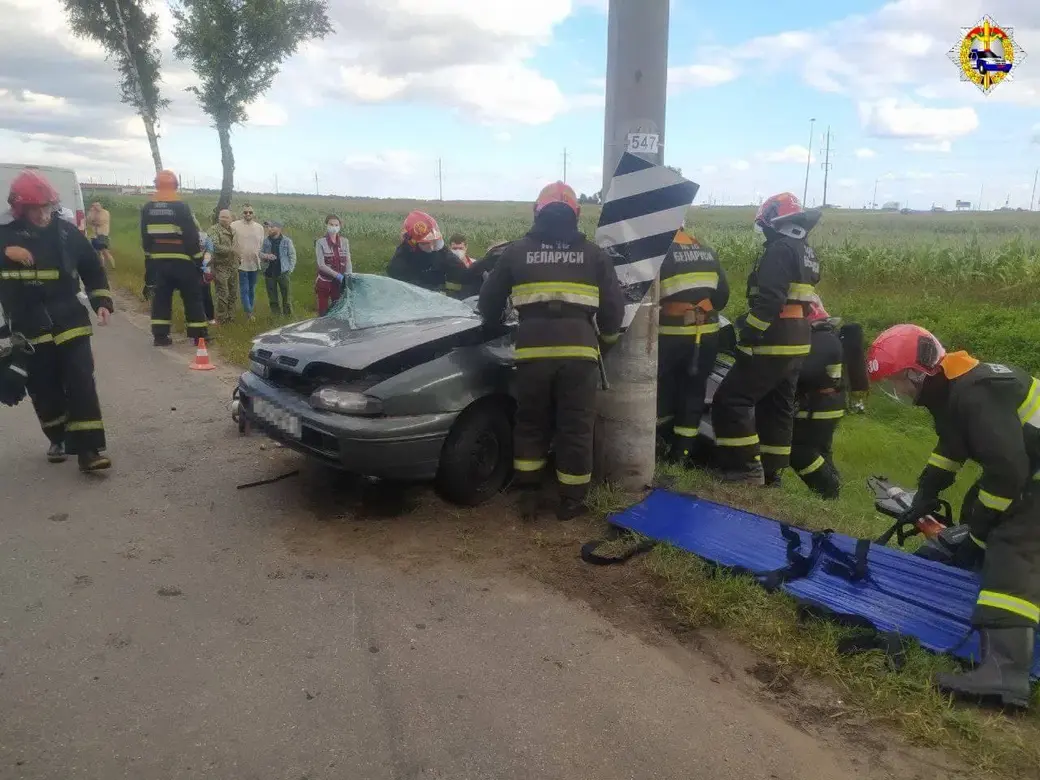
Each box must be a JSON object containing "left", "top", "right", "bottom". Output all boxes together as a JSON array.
[{"left": 435, "top": 399, "right": 513, "bottom": 506}]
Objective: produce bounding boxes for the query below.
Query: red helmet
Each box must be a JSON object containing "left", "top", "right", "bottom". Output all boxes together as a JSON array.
[
  {"left": 155, "top": 169, "right": 179, "bottom": 191},
  {"left": 866, "top": 324, "right": 946, "bottom": 383},
  {"left": 755, "top": 192, "right": 805, "bottom": 229},
  {"left": 401, "top": 210, "right": 443, "bottom": 249},
  {"left": 535, "top": 181, "right": 579, "bottom": 216},
  {"left": 7, "top": 169, "right": 59, "bottom": 219}
]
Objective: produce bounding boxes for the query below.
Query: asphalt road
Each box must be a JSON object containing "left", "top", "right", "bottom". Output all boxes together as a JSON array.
[{"left": 0, "top": 310, "right": 905, "bottom": 780}]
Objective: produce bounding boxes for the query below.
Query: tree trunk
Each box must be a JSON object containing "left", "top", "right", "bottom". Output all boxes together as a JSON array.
[
  {"left": 216, "top": 120, "right": 235, "bottom": 215},
  {"left": 141, "top": 113, "right": 163, "bottom": 173}
]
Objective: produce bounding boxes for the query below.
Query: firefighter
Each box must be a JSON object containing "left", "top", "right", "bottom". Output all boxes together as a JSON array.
[
  {"left": 479, "top": 181, "right": 624, "bottom": 521},
  {"left": 657, "top": 225, "right": 729, "bottom": 463},
  {"left": 0, "top": 169, "right": 113, "bottom": 471},
  {"left": 709, "top": 192, "right": 821, "bottom": 485},
  {"left": 141, "top": 170, "right": 208, "bottom": 347},
  {"left": 867, "top": 324, "right": 1038, "bottom": 709},
  {"left": 387, "top": 211, "right": 476, "bottom": 297},
  {"left": 790, "top": 296, "right": 846, "bottom": 499}
]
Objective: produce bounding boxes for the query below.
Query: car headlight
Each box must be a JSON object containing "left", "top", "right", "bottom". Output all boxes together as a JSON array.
[{"left": 309, "top": 386, "right": 383, "bottom": 416}]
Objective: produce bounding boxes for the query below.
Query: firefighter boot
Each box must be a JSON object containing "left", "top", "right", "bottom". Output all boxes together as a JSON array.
[
  {"left": 47, "top": 442, "right": 67, "bottom": 463},
  {"left": 154, "top": 335, "right": 173, "bottom": 347},
  {"left": 764, "top": 470, "right": 783, "bottom": 489},
  {"left": 515, "top": 487, "right": 543, "bottom": 522},
  {"left": 715, "top": 460, "right": 766, "bottom": 486},
  {"left": 556, "top": 496, "right": 588, "bottom": 522},
  {"left": 802, "top": 462, "right": 841, "bottom": 500},
  {"left": 935, "top": 627, "right": 1035, "bottom": 709},
  {"left": 78, "top": 450, "right": 112, "bottom": 472}
]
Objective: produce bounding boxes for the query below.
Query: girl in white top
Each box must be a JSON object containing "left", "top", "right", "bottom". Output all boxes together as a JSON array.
[{"left": 314, "top": 214, "right": 351, "bottom": 315}]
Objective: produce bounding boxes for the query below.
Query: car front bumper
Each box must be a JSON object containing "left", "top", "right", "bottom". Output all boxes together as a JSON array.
[{"left": 237, "top": 371, "right": 457, "bottom": 481}]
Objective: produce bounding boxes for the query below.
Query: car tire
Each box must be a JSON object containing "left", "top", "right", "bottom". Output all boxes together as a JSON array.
[{"left": 435, "top": 399, "right": 513, "bottom": 506}]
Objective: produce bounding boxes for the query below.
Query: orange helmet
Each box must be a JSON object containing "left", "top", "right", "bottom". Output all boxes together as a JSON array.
[
  {"left": 7, "top": 169, "right": 59, "bottom": 219},
  {"left": 755, "top": 192, "right": 805, "bottom": 229},
  {"left": 154, "top": 169, "right": 179, "bottom": 192},
  {"left": 401, "top": 210, "right": 443, "bottom": 250},
  {"left": 535, "top": 181, "right": 579, "bottom": 216},
  {"left": 866, "top": 324, "right": 946, "bottom": 383}
]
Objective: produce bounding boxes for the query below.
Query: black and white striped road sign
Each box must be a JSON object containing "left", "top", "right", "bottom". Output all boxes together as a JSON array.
[{"left": 595, "top": 152, "right": 700, "bottom": 329}]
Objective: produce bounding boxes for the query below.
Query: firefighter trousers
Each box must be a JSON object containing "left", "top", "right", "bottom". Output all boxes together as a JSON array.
[
  {"left": 968, "top": 478, "right": 1040, "bottom": 630},
  {"left": 26, "top": 335, "right": 105, "bottom": 454},
  {"left": 512, "top": 358, "right": 598, "bottom": 502},
  {"left": 711, "top": 351, "right": 804, "bottom": 477},
  {"left": 657, "top": 333, "right": 718, "bottom": 455},
  {"left": 791, "top": 416, "right": 841, "bottom": 499},
  {"left": 150, "top": 259, "right": 209, "bottom": 340}
]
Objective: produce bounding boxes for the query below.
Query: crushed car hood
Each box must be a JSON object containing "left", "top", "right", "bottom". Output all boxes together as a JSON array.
[{"left": 251, "top": 314, "right": 484, "bottom": 371}]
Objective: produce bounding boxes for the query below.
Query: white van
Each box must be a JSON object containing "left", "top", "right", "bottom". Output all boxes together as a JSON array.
[{"left": 0, "top": 163, "right": 86, "bottom": 231}]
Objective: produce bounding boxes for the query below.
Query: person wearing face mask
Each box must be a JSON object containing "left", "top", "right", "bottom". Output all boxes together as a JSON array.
[
  {"left": 867, "top": 324, "right": 1039, "bottom": 709},
  {"left": 0, "top": 169, "right": 113, "bottom": 472},
  {"left": 386, "top": 211, "right": 459, "bottom": 294},
  {"left": 314, "top": 214, "right": 350, "bottom": 315}
]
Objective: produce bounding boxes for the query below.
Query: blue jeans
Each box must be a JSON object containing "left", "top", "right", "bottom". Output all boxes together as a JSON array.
[{"left": 238, "top": 270, "right": 259, "bottom": 314}]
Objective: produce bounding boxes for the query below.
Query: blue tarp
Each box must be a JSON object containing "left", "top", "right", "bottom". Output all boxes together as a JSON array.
[{"left": 608, "top": 489, "right": 1040, "bottom": 678}]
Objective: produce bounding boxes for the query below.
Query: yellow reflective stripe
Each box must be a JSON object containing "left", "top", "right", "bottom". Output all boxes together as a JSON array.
[
  {"left": 599, "top": 331, "right": 619, "bottom": 344},
  {"left": 149, "top": 253, "right": 194, "bottom": 261},
  {"left": 185, "top": 321, "right": 209, "bottom": 328},
  {"left": 978, "top": 489, "right": 1012, "bottom": 511},
  {"left": 927, "top": 452, "right": 963, "bottom": 472},
  {"left": 444, "top": 282, "right": 463, "bottom": 291},
  {"left": 795, "top": 409, "right": 845, "bottom": 420},
  {"left": 146, "top": 223, "right": 182, "bottom": 234},
  {"left": 760, "top": 444, "right": 791, "bottom": 456},
  {"left": 716, "top": 434, "right": 759, "bottom": 447},
  {"left": 514, "top": 346, "right": 600, "bottom": 361},
  {"left": 753, "top": 344, "right": 812, "bottom": 356},
  {"left": 736, "top": 344, "right": 753, "bottom": 356},
  {"left": 787, "top": 283, "right": 816, "bottom": 301},
  {"left": 659, "top": 323, "right": 720, "bottom": 336},
  {"left": 41, "top": 414, "right": 67, "bottom": 429},
  {"left": 825, "top": 363, "right": 843, "bottom": 380},
  {"left": 976, "top": 590, "right": 1040, "bottom": 623},
  {"left": 717, "top": 354, "right": 736, "bottom": 366},
  {"left": 513, "top": 458, "right": 546, "bottom": 472},
  {"left": 0, "top": 269, "right": 61, "bottom": 280},
  {"left": 511, "top": 281, "right": 599, "bottom": 308},
  {"left": 673, "top": 426, "right": 699, "bottom": 437},
  {"left": 660, "top": 271, "right": 718, "bottom": 298},
  {"left": 745, "top": 313, "right": 770, "bottom": 331},
  {"left": 797, "top": 456, "right": 825, "bottom": 476},
  {"left": 556, "top": 471, "right": 591, "bottom": 486},
  {"left": 28, "top": 334, "right": 54, "bottom": 345},
  {"left": 1017, "top": 378, "right": 1040, "bottom": 428},
  {"left": 151, "top": 319, "right": 172, "bottom": 325},
  {"left": 969, "top": 534, "right": 987, "bottom": 550},
  {"left": 54, "top": 326, "right": 92, "bottom": 345},
  {"left": 66, "top": 420, "right": 104, "bottom": 432},
  {"left": 88, "top": 289, "right": 111, "bottom": 298}
]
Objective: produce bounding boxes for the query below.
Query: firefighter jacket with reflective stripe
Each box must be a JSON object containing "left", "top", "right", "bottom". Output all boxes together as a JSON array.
[
  {"left": 742, "top": 234, "right": 820, "bottom": 356},
  {"left": 915, "top": 352, "right": 1040, "bottom": 537},
  {"left": 795, "top": 320, "right": 846, "bottom": 419},
  {"left": 386, "top": 242, "right": 478, "bottom": 297},
  {"left": 140, "top": 200, "right": 203, "bottom": 263},
  {"left": 478, "top": 232, "right": 625, "bottom": 362},
  {"left": 0, "top": 217, "right": 113, "bottom": 345},
  {"left": 658, "top": 230, "right": 729, "bottom": 337}
]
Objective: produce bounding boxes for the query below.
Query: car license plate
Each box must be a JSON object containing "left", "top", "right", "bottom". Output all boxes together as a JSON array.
[{"left": 252, "top": 396, "right": 301, "bottom": 439}]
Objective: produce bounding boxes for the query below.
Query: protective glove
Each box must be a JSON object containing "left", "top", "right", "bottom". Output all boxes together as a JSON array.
[
  {"left": 849, "top": 390, "right": 867, "bottom": 414},
  {"left": 948, "top": 529, "right": 985, "bottom": 571},
  {"left": 203, "top": 269, "right": 214, "bottom": 284},
  {"left": 898, "top": 492, "right": 939, "bottom": 527},
  {"left": 0, "top": 358, "right": 29, "bottom": 406}
]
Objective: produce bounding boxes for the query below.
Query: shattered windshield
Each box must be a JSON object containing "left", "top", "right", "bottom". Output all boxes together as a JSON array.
[{"left": 326, "top": 273, "right": 479, "bottom": 329}]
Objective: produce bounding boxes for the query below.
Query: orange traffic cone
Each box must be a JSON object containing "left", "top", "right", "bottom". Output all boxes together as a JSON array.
[{"left": 190, "top": 338, "right": 216, "bottom": 371}]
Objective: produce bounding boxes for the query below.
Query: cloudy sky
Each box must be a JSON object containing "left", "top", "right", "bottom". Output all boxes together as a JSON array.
[{"left": 1, "top": 0, "right": 1038, "bottom": 208}]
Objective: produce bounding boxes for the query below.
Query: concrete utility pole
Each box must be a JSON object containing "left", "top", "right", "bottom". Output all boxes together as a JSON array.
[
  {"left": 438, "top": 158, "right": 444, "bottom": 201},
  {"left": 1030, "top": 168, "right": 1038, "bottom": 210},
  {"left": 802, "top": 118, "right": 816, "bottom": 204},
  {"left": 872, "top": 178, "right": 879, "bottom": 209},
  {"left": 820, "top": 126, "right": 832, "bottom": 207},
  {"left": 596, "top": 0, "right": 669, "bottom": 491},
  {"left": 563, "top": 148, "right": 568, "bottom": 182}
]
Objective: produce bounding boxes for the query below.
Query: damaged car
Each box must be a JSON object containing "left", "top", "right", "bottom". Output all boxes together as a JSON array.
[{"left": 237, "top": 273, "right": 517, "bottom": 505}]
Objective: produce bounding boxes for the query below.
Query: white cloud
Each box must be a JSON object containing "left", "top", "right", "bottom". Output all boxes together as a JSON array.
[
  {"left": 245, "top": 97, "right": 289, "bottom": 127},
  {"left": 493, "top": 131, "right": 512, "bottom": 142},
  {"left": 854, "top": 147, "right": 876, "bottom": 159},
  {"left": 858, "top": 98, "right": 978, "bottom": 141},
  {"left": 757, "top": 145, "right": 813, "bottom": 164},
  {"left": 907, "top": 140, "right": 952, "bottom": 153},
  {"left": 668, "top": 64, "right": 738, "bottom": 92},
  {"left": 729, "top": 159, "right": 750, "bottom": 171}
]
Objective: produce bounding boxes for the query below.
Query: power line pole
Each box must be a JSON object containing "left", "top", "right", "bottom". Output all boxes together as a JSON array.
[
  {"left": 274, "top": 174, "right": 279, "bottom": 195},
  {"left": 802, "top": 117, "right": 816, "bottom": 204},
  {"left": 1031, "top": 168, "right": 1038, "bottom": 210},
  {"left": 563, "top": 148, "right": 568, "bottom": 182},
  {"left": 438, "top": 158, "right": 443, "bottom": 201},
  {"left": 820, "top": 126, "right": 832, "bottom": 207},
  {"left": 314, "top": 171, "right": 319, "bottom": 196},
  {"left": 871, "top": 178, "right": 879, "bottom": 209},
  {"left": 597, "top": 0, "right": 669, "bottom": 491}
]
